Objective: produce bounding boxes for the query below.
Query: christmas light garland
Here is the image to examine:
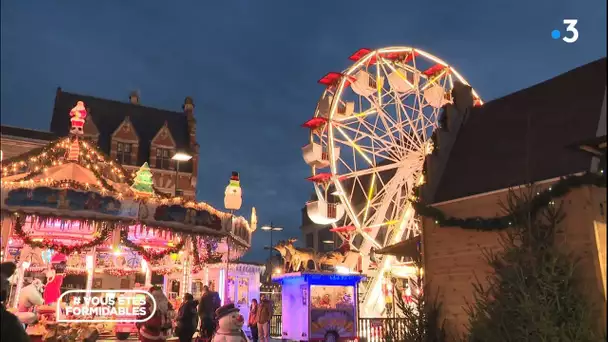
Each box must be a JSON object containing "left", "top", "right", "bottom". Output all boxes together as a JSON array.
[
  {"left": 120, "top": 229, "right": 186, "bottom": 262},
  {"left": 12, "top": 215, "right": 114, "bottom": 254},
  {"left": 2, "top": 136, "right": 241, "bottom": 245},
  {"left": 1, "top": 179, "right": 100, "bottom": 192},
  {"left": 192, "top": 236, "right": 202, "bottom": 267},
  {"left": 411, "top": 170, "right": 606, "bottom": 231},
  {"left": 191, "top": 236, "right": 224, "bottom": 270},
  {"left": 1, "top": 137, "right": 126, "bottom": 192}
]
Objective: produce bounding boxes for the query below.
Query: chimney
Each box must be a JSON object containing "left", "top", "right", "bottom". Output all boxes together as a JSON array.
[
  {"left": 183, "top": 96, "right": 199, "bottom": 189},
  {"left": 183, "top": 96, "right": 195, "bottom": 113},
  {"left": 129, "top": 91, "right": 140, "bottom": 105},
  {"left": 183, "top": 97, "right": 196, "bottom": 144},
  {"left": 451, "top": 81, "right": 473, "bottom": 116}
]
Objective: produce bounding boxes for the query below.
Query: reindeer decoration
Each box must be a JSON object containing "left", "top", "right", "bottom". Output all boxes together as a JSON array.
[
  {"left": 283, "top": 238, "right": 320, "bottom": 271},
  {"left": 273, "top": 240, "right": 293, "bottom": 272},
  {"left": 318, "top": 251, "right": 345, "bottom": 267},
  {"left": 318, "top": 243, "right": 361, "bottom": 269},
  {"left": 274, "top": 238, "right": 362, "bottom": 272}
]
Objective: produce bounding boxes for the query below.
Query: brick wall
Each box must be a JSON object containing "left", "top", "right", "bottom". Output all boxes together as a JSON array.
[{"left": 423, "top": 184, "right": 607, "bottom": 340}]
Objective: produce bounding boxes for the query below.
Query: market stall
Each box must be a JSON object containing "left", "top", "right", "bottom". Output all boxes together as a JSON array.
[
  {"left": 0, "top": 101, "right": 262, "bottom": 340},
  {"left": 272, "top": 272, "right": 365, "bottom": 342}
]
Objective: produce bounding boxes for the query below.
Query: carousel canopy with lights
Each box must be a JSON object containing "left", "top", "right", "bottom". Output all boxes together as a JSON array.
[{"left": 0, "top": 101, "right": 257, "bottom": 274}]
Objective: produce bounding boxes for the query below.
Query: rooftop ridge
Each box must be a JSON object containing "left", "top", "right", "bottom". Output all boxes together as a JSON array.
[
  {"left": 59, "top": 90, "right": 188, "bottom": 116},
  {"left": 481, "top": 57, "right": 606, "bottom": 105},
  {"left": 0, "top": 124, "right": 55, "bottom": 134}
]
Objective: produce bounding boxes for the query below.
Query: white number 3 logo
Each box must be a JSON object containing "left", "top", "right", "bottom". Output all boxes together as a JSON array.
[{"left": 563, "top": 19, "right": 579, "bottom": 44}]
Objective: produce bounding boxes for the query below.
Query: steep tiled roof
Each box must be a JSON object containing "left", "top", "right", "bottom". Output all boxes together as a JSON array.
[
  {"left": 0, "top": 125, "right": 57, "bottom": 141},
  {"left": 50, "top": 90, "right": 193, "bottom": 172},
  {"left": 433, "top": 58, "right": 606, "bottom": 203}
]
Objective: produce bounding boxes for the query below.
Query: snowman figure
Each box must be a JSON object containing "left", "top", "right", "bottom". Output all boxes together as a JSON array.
[
  {"left": 224, "top": 171, "right": 242, "bottom": 211},
  {"left": 69, "top": 101, "right": 88, "bottom": 135},
  {"left": 212, "top": 303, "right": 249, "bottom": 342}
]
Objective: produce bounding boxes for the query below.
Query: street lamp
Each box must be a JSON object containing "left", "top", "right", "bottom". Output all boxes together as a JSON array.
[
  {"left": 171, "top": 151, "right": 192, "bottom": 196},
  {"left": 261, "top": 223, "right": 283, "bottom": 265}
]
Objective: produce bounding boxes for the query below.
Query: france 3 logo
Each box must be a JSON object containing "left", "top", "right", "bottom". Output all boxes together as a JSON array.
[{"left": 551, "top": 19, "right": 579, "bottom": 44}]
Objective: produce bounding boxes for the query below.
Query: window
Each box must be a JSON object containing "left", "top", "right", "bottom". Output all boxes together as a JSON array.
[
  {"left": 318, "top": 228, "right": 334, "bottom": 252},
  {"left": 155, "top": 148, "right": 172, "bottom": 169},
  {"left": 306, "top": 233, "right": 314, "bottom": 249},
  {"left": 116, "top": 142, "right": 132, "bottom": 165}
]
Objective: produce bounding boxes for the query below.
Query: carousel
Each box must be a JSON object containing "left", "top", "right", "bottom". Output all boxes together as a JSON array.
[{"left": 0, "top": 101, "right": 264, "bottom": 340}]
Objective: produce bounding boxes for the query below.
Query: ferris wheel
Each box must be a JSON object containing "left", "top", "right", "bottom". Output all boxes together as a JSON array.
[{"left": 301, "top": 46, "right": 482, "bottom": 317}]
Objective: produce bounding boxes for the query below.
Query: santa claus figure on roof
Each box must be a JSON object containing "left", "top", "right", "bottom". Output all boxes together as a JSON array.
[{"left": 70, "top": 101, "right": 88, "bottom": 135}]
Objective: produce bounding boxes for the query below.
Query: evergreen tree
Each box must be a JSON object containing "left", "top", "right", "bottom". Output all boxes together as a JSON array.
[
  {"left": 388, "top": 253, "right": 446, "bottom": 342},
  {"left": 131, "top": 162, "right": 154, "bottom": 194},
  {"left": 465, "top": 189, "right": 599, "bottom": 341}
]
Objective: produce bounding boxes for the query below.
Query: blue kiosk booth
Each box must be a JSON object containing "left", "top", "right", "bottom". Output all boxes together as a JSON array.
[{"left": 272, "top": 272, "right": 365, "bottom": 342}]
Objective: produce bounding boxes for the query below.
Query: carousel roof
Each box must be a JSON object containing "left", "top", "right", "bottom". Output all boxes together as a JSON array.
[
  {"left": 1, "top": 136, "right": 148, "bottom": 196},
  {"left": 1, "top": 135, "right": 255, "bottom": 248}
]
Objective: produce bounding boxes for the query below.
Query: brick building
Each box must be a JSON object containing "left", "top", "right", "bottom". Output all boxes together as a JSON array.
[
  {"left": 418, "top": 58, "right": 607, "bottom": 339},
  {"left": 1, "top": 88, "right": 199, "bottom": 199}
]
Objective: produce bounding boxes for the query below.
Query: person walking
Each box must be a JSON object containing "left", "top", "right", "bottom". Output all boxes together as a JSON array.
[
  {"left": 1, "top": 262, "right": 29, "bottom": 342},
  {"left": 138, "top": 286, "right": 172, "bottom": 342},
  {"left": 176, "top": 293, "right": 198, "bottom": 342},
  {"left": 248, "top": 299, "right": 259, "bottom": 342},
  {"left": 256, "top": 295, "right": 272, "bottom": 342},
  {"left": 198, "top": 285, "right": 221, "bottom": 338}
]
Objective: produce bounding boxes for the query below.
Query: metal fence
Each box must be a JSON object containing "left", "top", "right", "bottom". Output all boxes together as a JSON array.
[
  {"left": 270, "top": 314, "right": 283, "bottom": 338},
  {"left": 358, "top": 317, "right": 408, "bottom": 342},
  {"left": 269, "top": 315, "right": 407, "bottom": 341}
]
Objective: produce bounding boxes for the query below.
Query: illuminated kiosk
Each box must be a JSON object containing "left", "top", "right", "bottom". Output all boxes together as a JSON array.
[
  {"left": 0, "top": 101, "right": 261, "bottom": 340},
  {"left": 272, "top": 272, "right": 365, "bottom": 342}
]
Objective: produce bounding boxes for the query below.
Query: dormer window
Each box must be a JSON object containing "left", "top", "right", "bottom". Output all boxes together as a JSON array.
[
  {"left": 116, "top": 142, "right": 133, "bottom": 165},
  {"left": 155, "top": 148, "right": 172, "bottom": 169}
]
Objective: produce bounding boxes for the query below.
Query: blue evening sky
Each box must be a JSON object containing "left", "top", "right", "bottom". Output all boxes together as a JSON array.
[{"left": 1, "top": 1, "right": 606, "bottom": 262}]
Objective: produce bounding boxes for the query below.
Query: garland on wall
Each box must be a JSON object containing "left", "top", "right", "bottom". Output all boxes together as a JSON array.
[
  {"left": 411, "top": 170, "right": 606, "bottom": 231},
  {"left": 192, "top": 236, "right": 202, "bottom": 271},
  {"left": 193, "top": 236, "right": 224, "bottom": 268},
  {"left": 12, "top": 215, "right": 114, "bottom": 254},
  {"left": 120, "top": 229, "right": 186, "bottom": 262}
]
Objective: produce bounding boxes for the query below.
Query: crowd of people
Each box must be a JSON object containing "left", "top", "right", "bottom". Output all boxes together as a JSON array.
[
  {"left": 139, "top": 284, "right": 274, "bottom": 342},
  {"left": 1, "top": 261, "right": 275, "bottom": 342},
  {"left": 246, "top": 294, "right": 273, "bottom": 342}
]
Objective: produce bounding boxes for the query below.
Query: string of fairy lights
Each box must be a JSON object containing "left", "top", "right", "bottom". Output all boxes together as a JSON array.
[
  {"left": 0, "top": 135, "right": 233, "bottom": 219},
  {"left": 1, "top": 134, "right": 251, "bottom": 271}
]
